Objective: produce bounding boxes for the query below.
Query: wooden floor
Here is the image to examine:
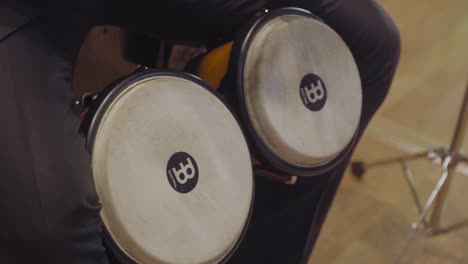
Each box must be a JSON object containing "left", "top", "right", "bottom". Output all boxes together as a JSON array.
[
  {"left": 309, "top": 1, "right": 468, "bottom": 263},
  {"left": 72, "top": 1, "right": 468, "bottom": 263}
]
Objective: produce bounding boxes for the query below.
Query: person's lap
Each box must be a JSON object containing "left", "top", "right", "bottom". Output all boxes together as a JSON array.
[
  {"left": 0, "top": 0, "right": 399, "bottom": 263},
  {"left": 0, "top": 9, "right": 108, "bottom": 264}
]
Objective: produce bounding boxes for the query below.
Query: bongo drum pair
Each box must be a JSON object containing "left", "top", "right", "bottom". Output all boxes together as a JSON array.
[{"left": 78, "top": 7, "right": 361, "bottom": 264}]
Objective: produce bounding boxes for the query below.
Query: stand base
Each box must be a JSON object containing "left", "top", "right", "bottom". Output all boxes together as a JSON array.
[
  {"left": 352, "top": 148, "right": 468, "bottom": 263},
  {"left": 352, "top": 148, "right": 467, "bottom": 233}
]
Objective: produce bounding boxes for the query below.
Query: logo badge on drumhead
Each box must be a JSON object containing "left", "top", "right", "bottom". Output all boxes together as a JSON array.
[
  {"left": 300, "top": 74, "right": 327, "bottom": 111},
  {"left": 166, "top": 152, "right": 199, "bottom": 193}
]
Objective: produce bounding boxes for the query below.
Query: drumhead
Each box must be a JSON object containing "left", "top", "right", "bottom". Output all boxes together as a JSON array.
[
  {"left": 87, "top": 71, "right": 253, "bottom": 264},
  {"left": 237, "top": 8, "right": 362, "bottom": 175}
]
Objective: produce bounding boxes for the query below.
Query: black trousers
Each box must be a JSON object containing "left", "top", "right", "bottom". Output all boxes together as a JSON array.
[{"left": 0, "top": 1, "right": 400, "bottom": 263}]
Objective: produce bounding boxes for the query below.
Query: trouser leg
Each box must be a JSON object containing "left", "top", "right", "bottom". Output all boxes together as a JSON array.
[{"left": 0, "top": 9, "right": 109, "bottom": 264}]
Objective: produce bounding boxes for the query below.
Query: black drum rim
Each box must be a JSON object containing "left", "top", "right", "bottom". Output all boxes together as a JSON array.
[
  {"left": 230, "top": 7, "right": 360, "bottom": 177},
  {"left": 82, "top": 69, "right": 255, "bottom": 264}
]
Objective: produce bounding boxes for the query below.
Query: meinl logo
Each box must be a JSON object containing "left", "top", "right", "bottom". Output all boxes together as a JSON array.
[
  {"left": 166, "top": 152, "right": 199, "bottom": 193},
  {"left": 300, "top": 73, "right": 327, "bottom": 112}
]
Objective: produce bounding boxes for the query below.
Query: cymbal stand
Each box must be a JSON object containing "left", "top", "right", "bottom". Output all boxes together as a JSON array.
[{"left": 350, "top": 80, "right": 468, "bottom": 261}]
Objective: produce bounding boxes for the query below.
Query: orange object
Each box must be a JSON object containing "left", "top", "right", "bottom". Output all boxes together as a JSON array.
[{"left": 196, "top": 42, "right": 233, "bottom": 89}]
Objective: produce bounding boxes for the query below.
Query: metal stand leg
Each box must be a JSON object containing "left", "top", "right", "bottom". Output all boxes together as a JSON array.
[
  {"left": 430, "top": 82, "right": 468, "bottom": 231},
  {"left": 351, "top": 80, "right": 468, "bottom": 261},
  {"left": 411, "top": 157, "right": 453, "bottom": 233},
  {"left": 428, "top": 163, "right": 457, "bottom": 234},
  {"left": 400, "top": 161, "right": 429, "bottom": 229},
  {"left": 394, "top": 157, "right": 453, "bottom": 263},
  {"left": 351, "top": 150, "right": 442, "bottom": 179}
]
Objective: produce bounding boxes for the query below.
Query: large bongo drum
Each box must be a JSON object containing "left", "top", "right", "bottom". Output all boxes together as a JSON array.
[
  {"left": 80, "top": 70, "right": 254, "bottom": 263},
  {"left": 195, "top": 7, "right": 362, "bottom": 177}
]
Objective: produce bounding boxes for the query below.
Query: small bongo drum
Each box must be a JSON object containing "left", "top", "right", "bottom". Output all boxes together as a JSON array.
[
  {"left": 195, "top": 7, "right": 362, "bottom": 177},
  {"left": 80, "top": 70, "right": 253, "bottom": 263}
]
